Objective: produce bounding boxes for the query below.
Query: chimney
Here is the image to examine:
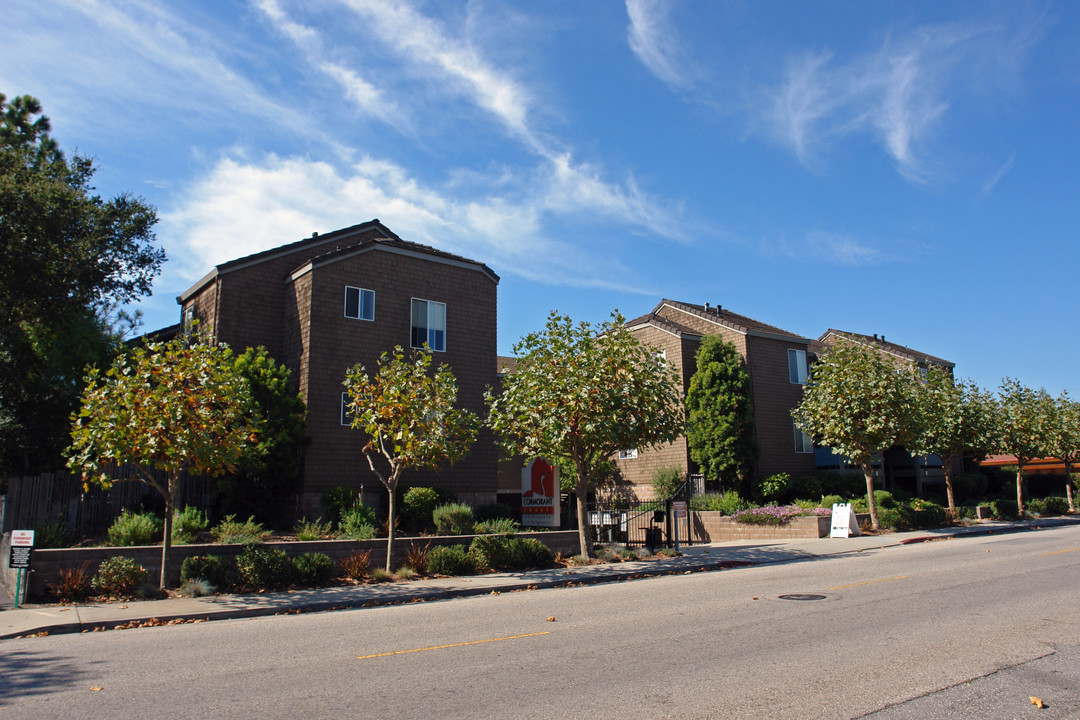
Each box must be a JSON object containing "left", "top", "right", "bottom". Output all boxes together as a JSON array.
[{"left": 704, "top": 302, "right": 709, "bottom": 312}]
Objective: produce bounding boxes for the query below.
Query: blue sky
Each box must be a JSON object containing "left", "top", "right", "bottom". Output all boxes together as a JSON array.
[{"left": 4, "top": 1, "right": 1078, "bottom": 396}]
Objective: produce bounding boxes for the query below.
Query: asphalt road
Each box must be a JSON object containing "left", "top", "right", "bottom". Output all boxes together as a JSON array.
[{"left": 2, "top": 525, "right": 1079, "bottom": 719}]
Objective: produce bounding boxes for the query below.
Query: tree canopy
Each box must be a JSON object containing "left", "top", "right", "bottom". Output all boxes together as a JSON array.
[
  {"left": 485, "top": 311, "right": 685, "bottom": 556},
  {"left": 909, "top": 367, "right": 996, "bottom": 514},
  {"left": 344, "top": 346, "right": 478, "bottom": 570},
  {"left": 1045, "top": 392, "right": 1080, "bottom": 512},
  {"left": 685, "top": 334, "right": 757, "bottom": 491},
  {"left": 995, "top": 378, "right": 1054, "bottom": 515},
  {"left": 1, "top": 93, "right": 164, "bottom": 478},
  {"left": 793, "top": 340, "right": 916, "bottom": 529},
  {"left": 68, "top": 337, "right": 260, "bottom": 588}
]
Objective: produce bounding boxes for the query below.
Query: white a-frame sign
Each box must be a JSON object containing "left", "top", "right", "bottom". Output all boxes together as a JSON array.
[{"left": 830, "top": 503, "right": 861, "bottom": 538}]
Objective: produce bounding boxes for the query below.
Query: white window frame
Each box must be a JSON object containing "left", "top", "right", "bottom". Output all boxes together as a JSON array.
[
  {"left": 341, "top": 392, "right": 353, "bottom": 427},
  {"left": 618, "top": 448, "right": 638, "bottom": 460},
  {"left": 411, "top": 298, "right": 447, "bottom": 352},
  {"left": 793, "top": 421, "right": 813, "bottom": 454},
  {"left": 788, "top": 348, "right": 808, "bottom": 385},
  {"left": 344, "top": 286, "right": 375, "bottom": 321}
]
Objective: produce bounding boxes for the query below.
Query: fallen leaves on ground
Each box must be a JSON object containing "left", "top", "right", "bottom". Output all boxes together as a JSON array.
[{"left": 1030, "top": 696, "right": 1045, "bottom": 709}]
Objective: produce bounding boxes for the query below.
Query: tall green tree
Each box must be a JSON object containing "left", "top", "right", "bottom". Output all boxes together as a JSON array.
[
  {"left": 995, "top": 378, "right": 1054, "bottom": 516},
  {"left": 344, "top": 346, "right": 478, "bottom": 571},
  {"left": 1044, "top": 391, "right": 1080, "bottom": 513},
  {"left": 67, "top": 337, "right": 261, "bottom": 589},
  {"left": 485, "top": 311, "right": 685, "bottom": 557},
  {"left": 909, "top": 368, "right": 996, "bottom": 515},
  {"left": 793, "top": 341, "right": 916, "bottom": 530},
  {"left": 0, "top": 93, "right": 164, "bottom": 477},
  {"left": 215, "top": 346, "right": 308, "bottom": 527},
  {"left": 685, "top": 334, "right": 757, "bottom": 490}
]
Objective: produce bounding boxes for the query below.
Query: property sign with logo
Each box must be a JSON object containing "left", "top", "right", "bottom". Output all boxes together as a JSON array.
[{"left": 521, "top": 458, "right": 559, "bottom": 527}]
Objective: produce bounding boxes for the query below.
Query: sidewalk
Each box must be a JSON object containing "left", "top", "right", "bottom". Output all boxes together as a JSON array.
[{"left": 3, "top": 517, "right": 1077, "bottom": 640}]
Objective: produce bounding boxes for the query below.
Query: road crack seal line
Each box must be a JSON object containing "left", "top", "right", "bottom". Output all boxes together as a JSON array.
[{"left": 852, "top": 649, "right": 1059, "bottom": 718}]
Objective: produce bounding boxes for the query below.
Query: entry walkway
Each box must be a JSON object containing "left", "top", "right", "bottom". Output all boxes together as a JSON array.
[{"left": 3, "top": 517, "right": 1076, "bottom": 640}]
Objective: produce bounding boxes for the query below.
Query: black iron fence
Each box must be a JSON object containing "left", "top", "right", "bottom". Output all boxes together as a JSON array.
[{"left": 586, "top": 474, "right": 700, "bottom": 550}]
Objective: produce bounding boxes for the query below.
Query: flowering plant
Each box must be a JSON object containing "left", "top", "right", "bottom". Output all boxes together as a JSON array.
[{"left": 731, "top": 505, "right": 801, "bottom": 526}]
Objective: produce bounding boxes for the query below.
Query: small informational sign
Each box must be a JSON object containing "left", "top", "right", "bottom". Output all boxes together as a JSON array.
[
  {"left": 521, "top": 458, "right": 560, "bottom": 527},
  {"left": 830, "top": 503, "right": 861, "bottom": 538},
  {"left": 9, "top": 546, "right": 32, "bottom": 569},
  {"left": 9, "top": 529, "right": 35, "bottom": 569},
  {"left": 672, "top": 501, "right": 688, "bottom": 519}
]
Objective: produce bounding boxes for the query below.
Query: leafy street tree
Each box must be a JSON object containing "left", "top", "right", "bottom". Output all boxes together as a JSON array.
[
  {"left": 1044, "top": 392, "right": 1080, "bottom": 513},
  {"left": 216, "top": 347, "right": 308, "bottom": 527},
  {"left": 685, "top": 334, "right": 757, "bottom": 491},
  {"left": 344, "top": 346, "right": 478, "bottom": 571},
  {"left": 1, "top": 93, "right": 164, "bottom": 478},
  {"left": 485, "top": 311, "right": 685, "bottom": 557},
  {"left": 909, "top": 368, "right": 996, "bottom": 515},
  {"left": 67, "top": 338, "right": 260, "bottom": 589},
  {"left": 793, "top": 340, "right": 916, "bottom": 530},
  {"left": 995, "top": 378, "right": 1054, "bottom": 516}
]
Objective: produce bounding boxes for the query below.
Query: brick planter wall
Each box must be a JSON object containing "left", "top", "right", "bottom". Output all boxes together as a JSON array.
[
  {"left": 690, "top": 512, "right": 831, "bottom": 542},
  {"left": 2, "top": 530, "right": 581, "bottom": 600}
]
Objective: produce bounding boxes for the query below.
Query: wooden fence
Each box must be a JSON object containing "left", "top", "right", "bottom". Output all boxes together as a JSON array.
[{"left": 1, "top": 466, "right": 213, "bottom": 534}]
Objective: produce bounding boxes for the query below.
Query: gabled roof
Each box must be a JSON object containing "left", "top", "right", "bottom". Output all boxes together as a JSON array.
[
  {"left": 815, "top": 329, "right": 954, "bottom": 368},
  {"left": 646, "top": 299, "right": 811, "bottom": 343},
  {"left": 178, "top": 219, "right": 498, "bottom": 302},
  {"left": 624, "top": 312, "right": 702, "bottom": 339},
  {"left": 290, "top": 234, "right": 499, "bottom": 285}
]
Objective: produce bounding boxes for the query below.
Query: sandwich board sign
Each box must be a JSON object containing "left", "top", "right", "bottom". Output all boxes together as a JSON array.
[
  {"left": 521, "top": 458, "right": 560, "bottom": 527},
  {"left": 830, "top": 503, "right": 861, "bottom": 538}
]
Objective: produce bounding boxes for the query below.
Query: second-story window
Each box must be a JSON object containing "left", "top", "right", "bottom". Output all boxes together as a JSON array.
[
  {"left": 411, "top": 298, "right": 446, "bottom": 352},
  {"left": 788, "top": 348, "right": 808, "bottom": 384},
  {"left": 344, "top": 286, "right": 375, "bottom": 321}
]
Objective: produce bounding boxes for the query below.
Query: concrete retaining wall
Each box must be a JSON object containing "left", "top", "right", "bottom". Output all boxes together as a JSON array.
[{"left": 2, "top": 530, "right": 581, "bottom": 600}]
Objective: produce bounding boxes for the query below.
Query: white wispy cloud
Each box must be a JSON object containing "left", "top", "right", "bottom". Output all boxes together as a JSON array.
[
  {"left": 763, "top": 19, "right": 1028, "bottom": 183},
  {"left": 160, "top": 153, "right": 653, "bottom": 294},
  {"left": 626, "top": 0, "right": 694, "bottom": 91},
  {"left": 805, "top": 231, "right": 885, "bottom": 266},
  {"left": 982, "top": 154, "right": 1016, "bottom": 195}
]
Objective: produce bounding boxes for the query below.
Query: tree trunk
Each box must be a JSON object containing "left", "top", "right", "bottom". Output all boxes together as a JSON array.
[
  {"left": 160, "top": 473, "right": 181, "bottom": 590},
  {"left": 1016, "top": 462, "right": 1025, "bottom": 517},
  {"left": 862, "top": 463, "right": 880, "bottom": 530},
  {"left": 1065, "top": 462, "right": 1076, "bottom": 514},
  {"left": 575, "top": 477, "right": 592, "bottom": 558},
  {"left": 942, "top": 455, "right": 956, "bottom": 517},
  {"left": 384, "top": 475, "right": 399, "bottom": 572}
]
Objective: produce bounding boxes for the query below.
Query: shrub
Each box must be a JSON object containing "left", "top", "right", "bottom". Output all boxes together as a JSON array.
[
  {"left": 655, "top": 548, "right": 681, "bottom": 558},
  {"left": 873, "top": 490, "right": 898, "bottom": 509},
  {"left": 425, "top": 544, "right": 476, "bottom": 575},
  {"left": 651, "top": 466, "right": 684, "bottom": 500},
  {"left": 473, "top": 517, "right": 520, "bottom": 535},
  {"left": 394, "top": 566, "right": 418, "bottom": 581},
  {"left": 292, "top": 552, "right": 335, "bottom": 585},
  {"left": 180, "top": 554, "right": 234, "bottom": 589},
  {"left": 850, "top": 496, "right": 868, "bottom": 512},
  {"left": 402, "top": 486, "right": 441, "bottom": 531},
  {"left": 49, "top": 562, "right": 93, "bottom": 602},
  {"left": 93, "top": 556, "right": 149, "bottom": 597},
  {"left": 990, "top": 498, "right": 1020, "bottom": 520},
  {"left": 322, "top": 485, "right": 363, "bottom": 528},
  {"left": 1025, "top": 498, "right": 1047, "bottom": 516},
  {"left": 433, "top": 503, "right": 474, "bottom": 535},
  {"left": 211, "top": 515, "right": 270, "bottom": 544},
  {"left": 817, "top": 472, "right": 866, "bottom": 499},
  {"left": 339, "top": 506, "right": 378, "bottom": 540},
  {"left": 403, "top": 542, "right": 431, "bottom": 572},
  {"left": 753, "top": 473, "right": 791, "bottom": 504},
  {"left": 731, "top": 506, "right": 799, "bottom": 525},
  {"left": 294, "top": 517, "right": 334, "bottom": 541},
  {"left": 33, "top": 521, "right": 70, "bottom": 549},
  {"left": 338, "top": 550, "right": 371, "bottom": 580},
  {"left": 820, "top": 494, "right": 845, "bottom": 509},
  {"left": 469, "top": 535, "right": 555, "bottom": 571},
  {"left": 953, "top": 472, "right": 989, "bottom": 502},
  {"left": 235, "top": 543, "right": 296, "bottom": 589},
  {"left": 369, "top": 568, "right": 394, "bottom": 583},
  {"left": 789, "top": 473, "right": 823, "bottom": 501},
  {"left": 1041, "top": 496, "right": 1070, "bottom": 516},
  {"left": 178, "top": 578, "right": 215, "bottom": 597},
  {"left": 108, "top": 510, "right": 163, "bottom": 546},
  {"left": 689, "top": 491, "right": 749, "bottom": 514},
  {"left": 878, "top": 506, "right": 915, "bottom": 530},
  {"left": 596, "top": 545, "right": 637, "bottom": 562},
  {"left": 910, "top": 500, "right": 947, "bottom": 528},
  {"left": 172, "top": 506, "right": 208, "bottom": 544}
]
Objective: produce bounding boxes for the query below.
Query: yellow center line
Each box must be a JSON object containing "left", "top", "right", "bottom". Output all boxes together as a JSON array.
[
  {"left": 829, "top": 576, "right": 907, "bottom": 590},
  {"left": 1039, "top": 548, "right": 1080, "bottom": 556},
  {"left": 357, "top": 631, "right": 551, "bottom": 660}
]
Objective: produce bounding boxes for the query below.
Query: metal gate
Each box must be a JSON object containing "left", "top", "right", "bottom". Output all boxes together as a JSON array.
[{"left": 586, "top": 475, "right": 697, "bottom": 551}]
